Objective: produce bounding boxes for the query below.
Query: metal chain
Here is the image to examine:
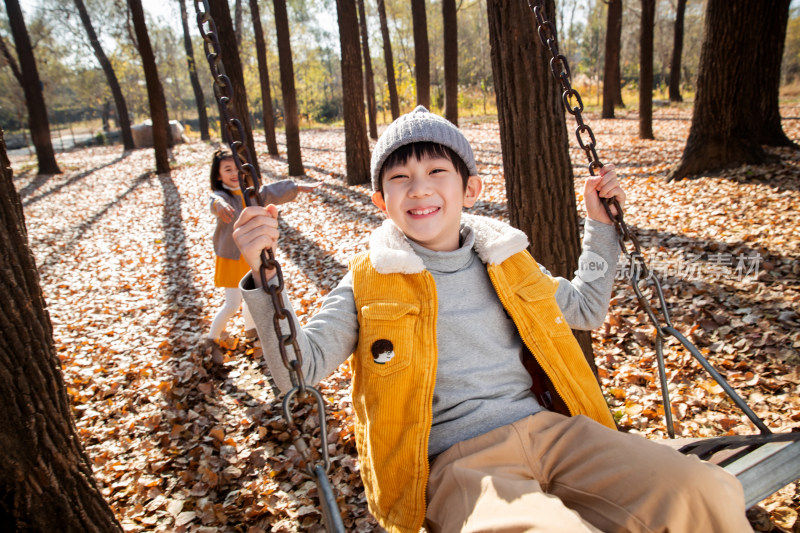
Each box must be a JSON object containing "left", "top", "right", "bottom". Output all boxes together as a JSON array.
[
  {"left": 527, "top": 0, "right": 770, "bottom": 437},
  {"left": 193, "top": 2, "right": 345, "bottom": 530}
]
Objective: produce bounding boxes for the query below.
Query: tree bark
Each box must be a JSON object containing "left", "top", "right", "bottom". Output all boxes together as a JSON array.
[
  {"left": 639, "top": 0, "right": 655, "bottom": 140},
  {"left": 411, "top": 0, "right": 431, "bottom": 108},
  {"left": 443, "top": 0, "right": 458, "bottom": 125},
  {"left": 486, "top": 0, "right": 594, "bottom": 369},
  {"left": 74, "top": 0, "right": 135, "bottom": 149},
  {"left": 207, "top": 0, "right": 262, "bottom": 177},
  {"left": 128, "top": 0, "right": 171, "bottom": 174},
  {"left": 377, "top": 0, "right": 400, "bottom": 120},
  {"left": 0, "top": 126, "right": 122, "bottom": 532},
  {"left": 249, "top": 0, "right": 279, "bottom": 155},
  {"left": 234, "top": 0, "right": 243, "bottom": 50},
  {"left": 272, "top": 0, "right": 304, "bottom": 176},
  {"left": 601, "top": 0, "right": 623, "bottom": 119},
  {"left": 667, "top": 0, "right": 768, "bottom": 181},
  {"left": 754, "top": 0, "right": 796, "bottom": 148},
  {"left": 357, "top": 0, "right": 378, "bottom": 139},
  {"left": 4, "top": 0, "right": 61, "bottom": 175},
  {"left": 336, "top": 0, "right": 370, "bottom": 186},
  {"left": 667, "top": 0, "right": 686, "bottom": 103},
  {"left": 177, "top": 0, "right": 210, "bottom": 141}
]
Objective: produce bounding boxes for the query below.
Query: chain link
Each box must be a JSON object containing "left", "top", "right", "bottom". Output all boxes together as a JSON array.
[
  {"left": 193, "top": 2, "right": 344, "bottom": 529},
  {"left": 527, "top": 0, "right": 770, "bottom": 437}
]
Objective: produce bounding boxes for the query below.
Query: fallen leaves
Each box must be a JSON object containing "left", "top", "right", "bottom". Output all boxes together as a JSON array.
[{"left": 10, "top": 104, "right": 800, "bottom": 531}]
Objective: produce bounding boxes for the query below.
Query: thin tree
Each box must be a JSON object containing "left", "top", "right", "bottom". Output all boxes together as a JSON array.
[
  {"left": 601, "top": 0, "right": 623, "bottom": 119},
  {"left": 639, "top": 0, "right": 655, "bottom": 140},
  {"left": 74, "top": 0, "right": 135, "bottom": 149},
  {"left": 177, "top": 0, "right": 210, "bottom": 141},
  {"left": 128, "top": 0, "right": 171, "bottom": 174},
  {"left": 667, "top": 1, "right": 772, "bottom": 180},
  {"left": 234, "top": 0, "right": 243, "bottom": 50},
  {"left": 486, "top": 0, "right": 594, "bottom": 366},
  {"left": 357, "top": 0, "right": 378, "bottom": 139},
  {"left": 249, "top": 0, "right": 278, "bottom": 155},
  {"left": 754, "top": 0, "right": 796, "bottom": 148},
  {"left": 273, "top": 0, "right": 304, "bottom": 176},
  {"left": 336, "top": 0, "right": 370, "bottom": 185},
  {"left": 208, "top": 0, "right": 261, "bottom": 176},
  {"left": 667, "top": 0, "right": 685, "bottom": 103},
  {"left": 3, "top": 0, "right": 61, "bottom": 175},
  {"left": 377, "top": 0, "right": 400, "bottom": 120},
  {"left": 443, "top": 0, "right": 458, "bottom": 125},
  {"left": 0, "top": 125, "right": 122, "bottom": 531},
  {"left": 411, "top": 0, "right": 431, "bottom": 108}
]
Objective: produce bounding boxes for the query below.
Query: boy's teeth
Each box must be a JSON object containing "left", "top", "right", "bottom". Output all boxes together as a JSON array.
[{"left": 410, "top": 207, "right": 437, "bottom": 215}]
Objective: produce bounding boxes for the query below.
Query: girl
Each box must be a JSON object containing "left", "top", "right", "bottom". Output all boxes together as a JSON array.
[{"left": 207, "top": 149, "right": 316, "bottom": 346}]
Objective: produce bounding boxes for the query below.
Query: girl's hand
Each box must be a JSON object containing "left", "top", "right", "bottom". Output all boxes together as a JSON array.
[
  {"left": 233, "top": 204, "right": 280, "bottom": 286},
  {"left": 297, "top": 182, "right": 321, "bottom": 194},
  {"left": 584, "top": 163, "right": 626, "bottom": 225},
  {"left": 214, "top": 199, "right": 236, "bottom": 223}
]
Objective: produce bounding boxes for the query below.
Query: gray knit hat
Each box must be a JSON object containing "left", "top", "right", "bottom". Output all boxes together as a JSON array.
[{"left": 370, "top": 106, "right": 478, "bottom": 191}]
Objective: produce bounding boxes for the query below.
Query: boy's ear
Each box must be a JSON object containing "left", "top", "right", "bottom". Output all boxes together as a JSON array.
[
  {"left": 371, "top": 191, "right": 388, "bottom": 214},
  {"left": 462, "top": 175, "right": 483, "bottom": 208}
]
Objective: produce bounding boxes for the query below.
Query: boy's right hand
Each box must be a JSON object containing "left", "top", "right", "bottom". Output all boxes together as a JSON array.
[{"left": 233, "top": 204, "right": 280, "bottom": 286}]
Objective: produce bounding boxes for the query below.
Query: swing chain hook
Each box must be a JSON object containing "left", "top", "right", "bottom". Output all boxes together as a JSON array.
[
  {"left": 527, "top": 0, "right": 771, "bottom": 438},
  {"left": 194, "top": 3, "right": 345, "bottom": 530}
]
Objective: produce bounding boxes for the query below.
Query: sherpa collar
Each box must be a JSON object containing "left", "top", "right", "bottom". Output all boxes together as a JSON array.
[{"left": 368, "top": 213, "right": 530, "bottom": 274}]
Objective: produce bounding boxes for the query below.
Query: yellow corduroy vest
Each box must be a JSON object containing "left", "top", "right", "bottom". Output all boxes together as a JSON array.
[{"left": 348, "top": 249, "right": 615, "bottom": 533}]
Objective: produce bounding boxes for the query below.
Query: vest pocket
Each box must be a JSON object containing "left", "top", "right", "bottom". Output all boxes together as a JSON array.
[
  {"left": 358, "top": 301, "right": 419, "bottom": 376},
  {"left": 514, "top": 278, "right": 573, "bottom": 337}
]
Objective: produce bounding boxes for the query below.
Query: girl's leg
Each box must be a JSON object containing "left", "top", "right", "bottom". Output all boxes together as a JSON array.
[{"left": 208, "top": 287, "right": 243, "bottom": 341}]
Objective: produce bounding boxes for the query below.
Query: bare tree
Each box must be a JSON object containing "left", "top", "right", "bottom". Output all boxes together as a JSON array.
[
  {"left": 234, "top": 0, "right": 243, "bottom": 50},
  {"left": 411, "top": 0, "right": 431, "bottom": 108},
  {"left": 601, "top": 0, "right": 623, "bottom": 119},
  {"left": 486, "top": 0, "right": 594, "bottom": 366},
  {"left": 357, "top": 0, "right": 378, "bottom": 139},
  {"left": 74, "top": 0, "right": 135, "bottom": 149},
  {"left": 128, "top": 0, "right": 171, "bottom": 174},
  {"left": 0, "top": 125, "right": 122, "bottom": 532},
  {"left": 177, "top": 0, "right": 210, "bottom": 141},
  {"left": 639, "top": 0, "right": 655, "bottom": 140},
  {"left": 250, "top": 0, "right": 278, "bottom": 155},
  {"left": 3, "top": 0, "right": 61, "bottom": 175},
  {"left": 273, "top": 0, "right": 304, "bottom": 176},
  {"left": 336, "top": 0, "right": 370, "bottom": 185},
  {"left": 377, "top": 0, "right": 400, "bottom": 120},
  {"left": 667, "top": 0, "right": 686, "bottom": 103},
  {"left": 443, "top": 0, "right": 458, "bottom": 125}
]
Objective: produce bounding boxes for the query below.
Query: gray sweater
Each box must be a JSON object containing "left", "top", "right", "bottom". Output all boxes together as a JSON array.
[{"left": 242, "top": 215, "right": 620, "bottom": 455}]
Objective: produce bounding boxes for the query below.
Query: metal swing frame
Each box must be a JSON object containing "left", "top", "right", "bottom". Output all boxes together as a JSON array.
[{"left": 528, "top": 0, "right": 800, "bottom": 510}]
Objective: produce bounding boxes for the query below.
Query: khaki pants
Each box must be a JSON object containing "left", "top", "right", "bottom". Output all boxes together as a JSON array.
[{"left": 426, "top": 411, "right": 751, "bottom": 533}]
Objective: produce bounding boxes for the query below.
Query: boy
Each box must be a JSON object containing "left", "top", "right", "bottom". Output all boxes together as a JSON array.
[{"left": 233, "top": 107, "right": 749, "bottom": 532}]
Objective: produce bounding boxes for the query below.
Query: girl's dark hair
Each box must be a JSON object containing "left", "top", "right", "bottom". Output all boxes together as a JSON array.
[
  {"left": 210, "top": 149, "right": 235, "bottom": 191},
  {"left": 378, "top": 142, "right": 470, "bottom": 194}
]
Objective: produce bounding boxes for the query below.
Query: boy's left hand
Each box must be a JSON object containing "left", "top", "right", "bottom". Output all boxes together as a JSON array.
[{"left": 584, "top": 163, "right": 626, "bottom": 225}]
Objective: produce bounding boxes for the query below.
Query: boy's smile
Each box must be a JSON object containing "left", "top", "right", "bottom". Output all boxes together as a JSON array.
[{"left": 372, "top": 154, "right": 481, "bottom": 252}]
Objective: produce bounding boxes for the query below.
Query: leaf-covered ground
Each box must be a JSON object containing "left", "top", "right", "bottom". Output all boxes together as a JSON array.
[{"left": 11, "top": 105, "right": 800, "bottom": 532}]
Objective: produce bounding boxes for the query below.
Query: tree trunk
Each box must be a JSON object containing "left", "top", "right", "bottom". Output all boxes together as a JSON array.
[
  {"left": 74, "top": 0, "right": 135, "bottom": 149},
  {"left": 486, "top": 0, "right": 594, "bottom": 370},
  {"left": 234, "top": 0, "right": 243, "bottom": 50},
  {"left": 4, "top": 0, "right": 61, "bottom": 175},
  {"left": 667, "top": 0, "right": 767, "bottom": 181},
  {"left": 377, "top": 0, "right": 400, "bottom": 120},
  {"left": 754, "top": 0, "right": 796, "bottom": 148},
  {"left": 273, "top": 0, "right": 304, "bottom": 176},
  {"left": 443, "top": 0, "right": 458, "bottom": 126},
  {"left": 0, "top": 126, "right": 122, "bottom": 532},
  {"left": 249, "top": 0, "right": 278, "bottom": 155},
  {"left": 668, "top": 0, "right": 686, "bottom": 103},
  {"left": 177, "top": 0, "right": 210, "bottom": 141},
  {"left": 411, "top": 0, "right": 431, "bottom": 108},
  {"left": 357, "top": 0, "right": 378, "bottom": 139},
  {"left": 336, "top": 0, "right": 370, "bottom": 186},
  {"left": 207, "top": 0, "right": 262, "bottom": 177},
  {"left": 639, "top": 0, "right": 655, "bottom": 140},
  {"left": 128, "top": 0, "right": 171, "bottom": 174},
  {"left": 601, "top": 0, "right": 622, "bottom": 119}
]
